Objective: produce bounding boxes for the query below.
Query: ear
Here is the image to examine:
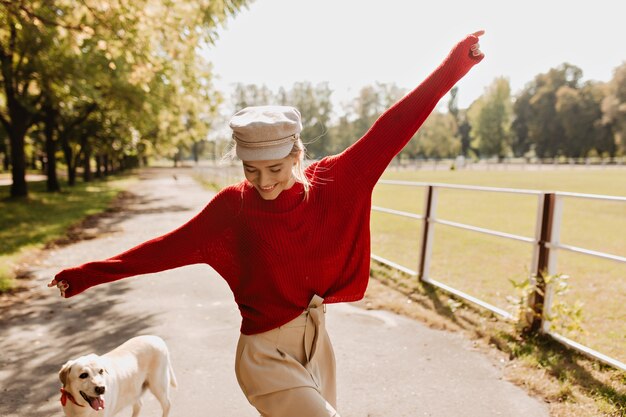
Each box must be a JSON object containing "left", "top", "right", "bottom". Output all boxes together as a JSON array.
[{"left": 59, "top": 360, "right": 74, "bottom": 386}]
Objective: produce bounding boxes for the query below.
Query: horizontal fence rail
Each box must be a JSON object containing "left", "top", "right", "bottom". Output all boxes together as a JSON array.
[{"left": 372, "top": 180, "right": 626, "bottom": 371}]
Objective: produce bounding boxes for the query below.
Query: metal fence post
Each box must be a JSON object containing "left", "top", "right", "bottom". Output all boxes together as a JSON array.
[
  {"left": 527, "top": 192, "right": 556, "bottom": 333},
  {"left": 541, "top": 194, "right": 563, "bottom": 334},
  {"left": 418, "top": 186, "right": 438, "bottom": 282}
]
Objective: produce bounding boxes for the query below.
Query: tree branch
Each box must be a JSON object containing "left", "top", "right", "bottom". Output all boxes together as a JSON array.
[
  {"left": 76, "top": 0, "right": 128, "bottom": 43},
  {"left": 61, "top": 102, "right": 97, "bottom": 137},
  {"left": 0, "top": 0, "right": 86, "bottom": 31}
]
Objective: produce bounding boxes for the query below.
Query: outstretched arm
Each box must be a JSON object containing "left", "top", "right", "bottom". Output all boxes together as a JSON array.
[
  {"left": 48, "top": 187, "right": 236, "bottom": 298},
  {"left": 335, "top": 31, "right": 485, "bottom": 188}
]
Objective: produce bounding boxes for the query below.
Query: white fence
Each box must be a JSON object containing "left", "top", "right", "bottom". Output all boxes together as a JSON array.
[{"left": 372, "top": 180, "right": 626, "bottom": 371}]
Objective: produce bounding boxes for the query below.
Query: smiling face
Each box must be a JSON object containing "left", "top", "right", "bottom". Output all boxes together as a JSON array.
[
  {"left": 243, "top": 154, "right": 298, "bottom": 200},
  {"left": 59, "top": 354, "right": 107, "bottom": 411}
]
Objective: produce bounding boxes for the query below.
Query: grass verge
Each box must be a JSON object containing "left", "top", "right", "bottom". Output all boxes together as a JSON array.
[
  {"left": 0, "top": 175, "right": 136, "bottom": 292},
  {"left": 192, "top": 174, "right": 222, "bottom": 192},
  {"left": 361, "top": 262, "right": 626, "bottom": 417}
]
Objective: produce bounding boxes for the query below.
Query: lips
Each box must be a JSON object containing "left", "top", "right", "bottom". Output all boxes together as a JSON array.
[
  {"left": 259, "top": 184, "right": 277, "bottom": 192},
  {"left": 80, "top": 391, "right": 105, "bottom": 411}
]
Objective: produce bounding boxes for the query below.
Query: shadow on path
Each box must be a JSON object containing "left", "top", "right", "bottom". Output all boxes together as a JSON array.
[
  {"left": 0, "top": 170, "right": 190, "bottom": 416},
  {"left": 0, "top": 281, "right": 157, "bottom": 416}
]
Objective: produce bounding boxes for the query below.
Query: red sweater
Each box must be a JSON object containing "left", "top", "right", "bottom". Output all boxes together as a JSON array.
[{"left": 56, "top": 35, "right": 483, "bottom": 334}]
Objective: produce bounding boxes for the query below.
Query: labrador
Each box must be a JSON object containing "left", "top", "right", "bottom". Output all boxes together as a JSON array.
[{"left": 58, "top": 335, "right": 176, "bottom": 417}]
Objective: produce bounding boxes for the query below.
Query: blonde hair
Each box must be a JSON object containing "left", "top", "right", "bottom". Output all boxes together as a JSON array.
[{"left": 289, "top": 139, "right": 311, "bottom": 199}]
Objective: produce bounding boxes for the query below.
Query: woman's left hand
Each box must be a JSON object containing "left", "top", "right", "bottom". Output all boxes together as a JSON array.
[{"left": 470, "top": 30, "right": 485, "bottom": 59}]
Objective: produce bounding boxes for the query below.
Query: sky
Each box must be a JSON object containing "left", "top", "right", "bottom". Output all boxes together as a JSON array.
[{"left": 202, "top": 0, "right": 626, "bottom": 115}]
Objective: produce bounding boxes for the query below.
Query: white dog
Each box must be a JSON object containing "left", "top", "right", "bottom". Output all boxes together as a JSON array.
[{"left": 58, "top": 335, "right": 177, "bottom": 417}]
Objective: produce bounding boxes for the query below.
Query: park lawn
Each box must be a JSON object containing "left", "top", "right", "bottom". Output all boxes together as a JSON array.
[
  {"left": 0, "top": 175, "right": 135, "bottom": 291},
  {"left": 371, "top": 167, "right": 626, "bottom": 364}
]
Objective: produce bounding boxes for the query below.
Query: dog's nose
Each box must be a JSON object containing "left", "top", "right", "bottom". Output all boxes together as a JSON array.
[{"left": 95, "top": 386, "right": 106, "bottom": 395}]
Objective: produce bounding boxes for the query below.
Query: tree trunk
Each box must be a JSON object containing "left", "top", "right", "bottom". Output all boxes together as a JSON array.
[
  {"left": 45, "top": 135, "right": 60, "bottom": 191},
  {"left": 8, "top": 128, "right": 27, "bottom": 197},
  {"left": 103, "top": 154, "right": 109, "bottom": 176},
  {"left": 3, "top": 103, "right": 30, "bottom": 197},
  {"left": 192, "top": 141, "right": 199, "bottom": 164},
  {"left": 82, "top": 142, "right": 92, "bottom": 182},
  {"left": 67, "top": 164, "right": 76, "bottom": 185},
  {"left": 61, "top": 135, "right": 76, "bottom": 186},
  {"left": 30, "top": 152, "right": 37, "bottom": 170},
  {"left": 43, "top": 106, "right": 60, "bottom": 192},
  {"left": 2, "top": 21, "right": 30, "bottom": 197},
  {"left": 95, "top": 154, "right": 102, "bottom": 178}
]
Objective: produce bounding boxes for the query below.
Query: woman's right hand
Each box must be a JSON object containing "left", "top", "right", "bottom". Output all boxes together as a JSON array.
[{"left": 47, "top": 278, "right": 69, "bottom": 298}]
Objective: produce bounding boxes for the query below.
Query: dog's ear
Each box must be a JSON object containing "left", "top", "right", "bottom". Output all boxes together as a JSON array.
[{"left": 59, "top": 360, "right": 74, "bottom": 385}]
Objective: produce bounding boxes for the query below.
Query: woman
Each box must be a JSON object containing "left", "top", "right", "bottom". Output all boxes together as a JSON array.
[{"left": 50, "top": 31, "right": 485, "bottom": 417}]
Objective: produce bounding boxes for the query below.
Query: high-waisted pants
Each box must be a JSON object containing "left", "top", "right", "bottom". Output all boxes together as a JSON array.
[{"left": 235, "top": 295, "right": 340, "bottom": 417}]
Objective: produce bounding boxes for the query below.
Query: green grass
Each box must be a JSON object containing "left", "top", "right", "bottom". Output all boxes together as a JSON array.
[
  {"left": 371, "top": 167, "right": 626, "bottom": 365},
  {"left": 0, "top": 175, "right": 135, "bottom": 291}
]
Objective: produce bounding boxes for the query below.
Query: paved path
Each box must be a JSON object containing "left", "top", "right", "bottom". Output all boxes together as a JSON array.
[
  {"left": 0, "top": 173, "right": 47, "bottom": 186},
  {"left": 0, "top": 168, "right": 549, "bottom": 417}
]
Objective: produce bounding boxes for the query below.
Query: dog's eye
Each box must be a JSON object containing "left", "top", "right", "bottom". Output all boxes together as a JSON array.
[
  {"left": 99, "top": 369, "right": 104, "bottom": 375},
  {"left": 79, "top": 373, "right": 88, "bottom": 379}
]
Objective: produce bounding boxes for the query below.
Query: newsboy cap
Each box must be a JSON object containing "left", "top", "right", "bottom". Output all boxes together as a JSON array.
[{"left": 229, "top": 105, "right": 302, "bottom": 161}]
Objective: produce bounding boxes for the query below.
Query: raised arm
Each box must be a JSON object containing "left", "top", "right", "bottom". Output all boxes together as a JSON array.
[
  {"left": 335, "top": 31, "right": 485, "bottom": 187},
  {"left": 48, "top": 187, "right": 237, "bottom": 298}
]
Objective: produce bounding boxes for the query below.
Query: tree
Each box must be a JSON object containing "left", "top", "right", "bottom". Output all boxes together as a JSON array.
[
  {"left": 0, "top": 3, "right": 48, "bottom": 196},
  {"left": 347, "top": 82, "right": 404, "bottom": 149},
  {"left": 288, "top": 82, "right": 333, "bottom": 158},
  {"left": 1, "top": 0, "right": 251, "bottom": 196},
  {"left": 406, "top": 112, "right": 459, "bottom": 159},
  {"left": 467, "top": 77, "right": 513, "bottom": 160},
  {"left": 231, "top": 83, "right": 275, "bottom": 110},
  {"left": 511, "top": 89, "right": 532, "bottom": 157},
  {"left": 602, "top": 62, "right": 626, "bottom": 156},
  {"left": 350, "top": 84, "right": 386, "bottom": 140},
  {"left": 41, "top": 92, "right": 61, "bottom": 191},
  {"left": 556, "top": 82, "right": 614, "bottom": 157},
  {"left": 327, "top": 114, "right": 355, "bottom": 155},
  {"left": 448, "top": 86, "right": 472, "bottom": 157},
  {"left": 520, "top": 63, "right": 583, "bottom": 158}
]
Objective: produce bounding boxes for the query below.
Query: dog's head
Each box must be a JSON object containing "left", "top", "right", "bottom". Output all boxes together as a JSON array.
[{"left": 59, "top": 354, "right": 107, "bottom": 411}]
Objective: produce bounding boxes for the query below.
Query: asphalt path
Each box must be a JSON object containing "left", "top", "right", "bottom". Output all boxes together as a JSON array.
[{"left": 0, "top": 168, "right": 549, "bottom": 416}]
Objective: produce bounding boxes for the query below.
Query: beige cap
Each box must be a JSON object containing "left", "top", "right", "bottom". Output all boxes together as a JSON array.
[{"left": 229, "top": 105, "right": 302, "bottom": 161}]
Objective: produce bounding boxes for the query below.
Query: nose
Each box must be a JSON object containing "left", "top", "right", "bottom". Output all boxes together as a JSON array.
[{"left": 95, "top": 386, "right": 105, "bottom": 395}]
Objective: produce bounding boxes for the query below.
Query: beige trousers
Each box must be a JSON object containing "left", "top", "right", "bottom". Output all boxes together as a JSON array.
[{"left": 235, "top": 295, "right": 340, "bottom": 417}]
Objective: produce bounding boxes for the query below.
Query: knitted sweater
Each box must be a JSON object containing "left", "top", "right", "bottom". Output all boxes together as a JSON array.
[{"left": 55, "top": 34, "right": 483, "bottom": 335}]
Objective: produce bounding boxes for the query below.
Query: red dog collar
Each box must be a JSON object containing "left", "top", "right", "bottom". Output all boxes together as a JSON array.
[{"left": 60, "top": 388, "right": 85, "bottom": 407}]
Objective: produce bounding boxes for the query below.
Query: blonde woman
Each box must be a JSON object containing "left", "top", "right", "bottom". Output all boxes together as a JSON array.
[{"left": 50, "top": 31, "right": 485, "bottom": 417}]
